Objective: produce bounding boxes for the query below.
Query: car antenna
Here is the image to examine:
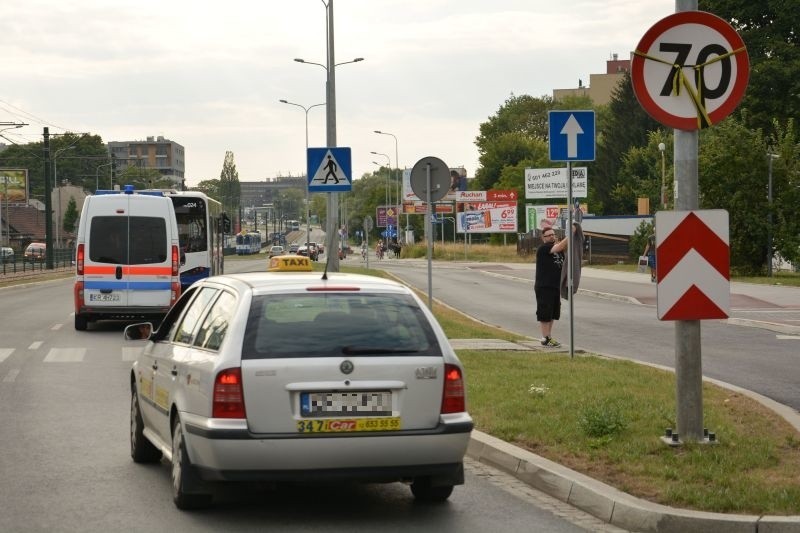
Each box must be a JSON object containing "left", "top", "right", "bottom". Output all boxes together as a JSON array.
[{"left": 322, "top": 243, "right": 331, "bottom": 280}]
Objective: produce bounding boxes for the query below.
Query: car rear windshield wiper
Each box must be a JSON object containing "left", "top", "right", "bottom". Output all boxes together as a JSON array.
[{"left": 341, "top": 346, "right": 421, "bottom": 355}]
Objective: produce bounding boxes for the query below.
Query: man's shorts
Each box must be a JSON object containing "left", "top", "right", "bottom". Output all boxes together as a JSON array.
[{"left": 535, "top": 287, "right": 561, "bottom": 322}]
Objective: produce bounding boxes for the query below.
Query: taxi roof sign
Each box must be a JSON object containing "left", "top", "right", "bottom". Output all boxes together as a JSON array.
[{"left": 268, "top": 255, "right": 313, "bottom": 272}]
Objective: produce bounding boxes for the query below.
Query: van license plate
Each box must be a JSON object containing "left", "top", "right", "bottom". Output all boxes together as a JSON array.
[{"left": 89, "top": 294, "right": 120, "bottom": 302}]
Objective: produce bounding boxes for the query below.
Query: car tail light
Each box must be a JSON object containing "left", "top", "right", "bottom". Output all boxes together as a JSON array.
[
  {"left": 441, "top": 364, "right": 466, "bottom": 414},
  {"left": 170, "top": 282, "right": 181, "bottom": 306},
  {"left": 76, "top": 244, "right": 84, "bottom": 275},
  {"left": 213, "top": 368, "right": 246, "bottom": 418},
  {"left": 171, "top": 245, "right": 180, "bottom": 276}
]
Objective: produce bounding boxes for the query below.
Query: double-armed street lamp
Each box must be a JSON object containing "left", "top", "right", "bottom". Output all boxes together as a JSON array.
[
  {"left": 53, "top": 145, "right": 76, "bottom": 248},
  {"left": 293, "top": 52, "right": 364, "bottom": 270},
  {"left": 279, "top": 99, "right": 326, "bottom": 249},
  {"left": 370, "top": 150, "right": 392, "bottom": 208},
  {"left": 374, "top": 130, "right": 401, "bottom": 233}
]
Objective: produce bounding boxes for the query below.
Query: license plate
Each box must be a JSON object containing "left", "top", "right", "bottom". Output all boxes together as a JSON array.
[
  {"left": 300, "top": 391, "right": 392, "bottom": 417},
  {"left": 296, "top": 417, "right": 401, "bottom": 433},
  {"left": 89, "top": 293, "right": 120, "bottom": 302}
]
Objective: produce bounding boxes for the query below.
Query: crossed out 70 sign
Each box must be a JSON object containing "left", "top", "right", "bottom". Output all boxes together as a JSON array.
[{"left": 631, "top": 10, "right": 749, "bottom": 130}]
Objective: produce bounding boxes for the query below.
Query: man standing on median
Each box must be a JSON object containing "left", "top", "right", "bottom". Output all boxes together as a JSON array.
[{"left": 535, "top": 226, "right": 569, "bottom": 347}]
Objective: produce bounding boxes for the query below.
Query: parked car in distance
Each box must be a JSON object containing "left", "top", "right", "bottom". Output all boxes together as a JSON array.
[
  {"left": 288, "top": 243, "right": 299, "bottom": 254},
  {"left": 23, "top": 243, "right": 46, "bottom": 263},
  {"left": 1, "top": 246, "right": 14, "bottom": 264},
  {"left": 268, "top": 245, "right": 285, "bottom": 258},
  {"left": 125, "top": 261, "right": 472, "bottom": 509}
]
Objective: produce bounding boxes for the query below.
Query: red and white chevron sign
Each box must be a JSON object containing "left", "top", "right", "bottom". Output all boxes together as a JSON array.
[{"left": 656, "top": 210, "right": 730, "bottom": 320}]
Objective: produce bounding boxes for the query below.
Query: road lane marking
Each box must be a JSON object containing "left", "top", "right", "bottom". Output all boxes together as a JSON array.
[
  {"left": 776, "top": 335, "right": 800, "bottom": 340},
  {"left": 122, "top": 347, "right": 142, "bottom": 361},
  {"left": 43, "top": 348, "right": 86, "bottom": 362},
  {"left": 52, "top": 323, "right": 63, "bottom": 331},
  {"left": 0, "top": 349, "right": 14, "bottom": 363},
  {"left": 28, "top": 341, "right": 43, "bottom": 350},
  {"left": 2, "top": 369, "right": 20, "bottom": 382}
]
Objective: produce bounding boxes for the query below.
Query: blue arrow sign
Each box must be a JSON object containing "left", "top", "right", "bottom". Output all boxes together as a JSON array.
[
  {"left": 307, "top": 147, "right": 352, "bottom": 192},
  {"left": 548, "top": 110, "right": 595, "bottom": 162}
]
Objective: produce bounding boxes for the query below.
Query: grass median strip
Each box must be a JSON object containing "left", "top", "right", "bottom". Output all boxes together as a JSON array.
[{"left": 346, "top": 265, "right": 800, "bottom": 515}]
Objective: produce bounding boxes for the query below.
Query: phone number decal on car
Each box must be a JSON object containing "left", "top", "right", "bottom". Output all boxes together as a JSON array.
[{"left": 297, "top": 417, "right": 401, "bottom": 433}]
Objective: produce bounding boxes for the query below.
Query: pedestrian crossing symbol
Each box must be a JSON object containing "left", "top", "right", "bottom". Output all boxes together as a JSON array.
[{"left": 307, "top": 147, "right": 352, "bottom": 192}]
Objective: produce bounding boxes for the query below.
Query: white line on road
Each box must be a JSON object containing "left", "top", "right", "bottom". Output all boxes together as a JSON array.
[
  {"left": 52, "top": 323, "right": 63, "bottom": 330},
  {"left": 43, "top": 348, "right": 86, "bottom": 363},
  {"left": 2, "top": 369, "right": 20, "bottom": 382},
  {"left": 0, "top": 349, "right": 14, "bottom": 363},
  {"left": 776, "top": 335, "right": 800, "bottom": 340},
  {"left": 28, "top": 341, "right": 43, "bottom": 350}
]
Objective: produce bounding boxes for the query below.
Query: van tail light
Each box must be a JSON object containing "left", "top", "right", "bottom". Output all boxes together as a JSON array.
[
  {"left": 171, "top": 245, "right": 180, "bottom": 276},
  {"left": 76, "top": 244, "right": 84, "bottom": 275},
  {"left": 441, "top": 364, "right": 466, "bottom": 414},
  {"left": 74, "top": 281, "right": 85, "bottom": 310},
  {"left": 213, "top": 368, "right": 246, "bottom": 419}
]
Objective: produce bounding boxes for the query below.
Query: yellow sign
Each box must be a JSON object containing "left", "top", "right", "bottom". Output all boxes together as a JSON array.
[
  {"left": 268, "top": 255, "right": 313, "bottom": 272},
  {"left": 0, "top": 169, "right": 28, "bottom": 202}
]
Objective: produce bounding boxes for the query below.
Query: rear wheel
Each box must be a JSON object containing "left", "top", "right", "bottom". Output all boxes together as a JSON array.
[
  {"left": 130, "top": 391, "right": 161, "bottom": 463},
  {"left": 171, "top": 417, "right": 212, "bottom": 510},
  {"left": 74, "top": 314, "right": 88, "bottom": 331},
  {"left": 410, "top": 478, "right": 454, "bottom": 502}
]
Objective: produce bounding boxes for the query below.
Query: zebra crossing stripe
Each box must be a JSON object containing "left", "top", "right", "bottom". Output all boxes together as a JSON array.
[
  {"left": 43, "top": 348, "right": 86, "bottom": 363},
  {"left": 0, "top": 349, "right": 14, "bottom": 363}
]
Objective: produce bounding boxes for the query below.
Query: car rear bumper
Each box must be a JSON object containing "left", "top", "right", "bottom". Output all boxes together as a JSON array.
[{"left": 181, "top": 413, "right": 472, "bottom": 482}]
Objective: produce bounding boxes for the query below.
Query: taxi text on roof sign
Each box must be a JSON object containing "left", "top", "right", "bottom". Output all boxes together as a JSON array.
[{"left": 268, "top": 255, "right": 313, "bottom": 272}]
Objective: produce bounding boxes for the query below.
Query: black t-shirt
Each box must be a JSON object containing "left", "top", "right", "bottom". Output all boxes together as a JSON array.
[{"left": 535, "top": 242, "right": 564, "bottom": 289}]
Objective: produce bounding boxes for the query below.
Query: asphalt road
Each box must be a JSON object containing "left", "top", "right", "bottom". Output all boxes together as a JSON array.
[{"left": 0, "top": 274, "right": 619, "bottom": 532}]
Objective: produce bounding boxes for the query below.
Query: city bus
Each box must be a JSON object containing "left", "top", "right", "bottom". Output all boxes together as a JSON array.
[
  {"left": 236, "top": 231, "right": 262, "bottom": 255},
  {"left": 287, "top": 219, "right": 301, "bottom": 232},
  {"left": 147, "top": 189, "right": 226, "bottom": 290}
]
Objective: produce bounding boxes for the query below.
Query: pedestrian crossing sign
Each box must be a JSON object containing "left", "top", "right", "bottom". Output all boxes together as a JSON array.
[{"left": 307, "top": 147, "right": 352, "bottom": 192}]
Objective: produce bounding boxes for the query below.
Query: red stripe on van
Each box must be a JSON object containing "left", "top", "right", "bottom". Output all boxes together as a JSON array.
[{"left": 84, "top": 265, "right": 173, "bottom": 276}]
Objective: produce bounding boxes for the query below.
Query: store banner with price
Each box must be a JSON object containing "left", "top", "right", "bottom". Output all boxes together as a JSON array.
[
  {"left": 455, "top": 190, "right": 518, "bottom": 234},
  {"left": 631, "top": 10, "right": 749, "bottom": 130}
]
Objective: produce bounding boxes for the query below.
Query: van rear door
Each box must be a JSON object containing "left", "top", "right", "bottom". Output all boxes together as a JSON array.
[{"left": 84, "top": 195, "right": 172, "bottom": 310}]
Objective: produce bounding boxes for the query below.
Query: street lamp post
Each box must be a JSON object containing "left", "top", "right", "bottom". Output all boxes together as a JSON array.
[
  {"left": 294, "top": 29, "right": 364, "bottom": 271},
  {"left": 374, "top": 130, "right": 401, "bottom": 237},
  {"left": 658, "top": 142, "right": 667, "bottom": 209},
  {"left": 767, "top": 152, "right": 779, "bottom": 277},
  {"left": 53, "top": 146, "right": 76, "bottom": 249},
  {"left": 95, "top": 161, "right": 113, "bottom": 192},
  {"left": 280, "top": 99, "right": 325, "bottom": 250}
]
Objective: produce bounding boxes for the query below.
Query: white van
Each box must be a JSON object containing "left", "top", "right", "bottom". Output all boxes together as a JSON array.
[{"left": 73, "top": 185, "right": 182, "bottom": 331}]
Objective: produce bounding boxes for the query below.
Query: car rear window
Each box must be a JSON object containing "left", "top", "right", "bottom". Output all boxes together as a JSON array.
[
  {"left": 242, "top": 293, "right": 442, "bottom": 359},
  {"left": 89, "top": 216, "right": 167, "bottom": 264}
]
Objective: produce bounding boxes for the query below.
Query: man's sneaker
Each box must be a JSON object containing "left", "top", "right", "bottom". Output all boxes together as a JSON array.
[
  {"left": 544, "top": 337, "right": 561, "bottom": 347},
  {"left": 540, "top": 337, "right": 549, "bottom": 346}
]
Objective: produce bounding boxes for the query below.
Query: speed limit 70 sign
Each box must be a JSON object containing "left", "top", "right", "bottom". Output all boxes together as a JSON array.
[{"left": 632, "top": 11, "right": 749, "bottom": 130}]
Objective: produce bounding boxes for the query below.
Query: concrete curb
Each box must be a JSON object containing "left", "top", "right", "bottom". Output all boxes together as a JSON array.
[{"left": 467, "top": 430, "right": 800, "bottom": 533}]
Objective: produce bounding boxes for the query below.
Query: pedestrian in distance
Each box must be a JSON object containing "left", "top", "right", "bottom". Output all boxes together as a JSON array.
[
  {"left": 535, "top": 226, "right": 569, "bottom": 347},
  {"left": 643, "top": 232, "right": 656, "bottom": 282}
]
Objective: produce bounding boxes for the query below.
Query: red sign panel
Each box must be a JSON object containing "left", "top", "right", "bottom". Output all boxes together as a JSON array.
[{"left": 656, "top": 210, "right": 730, "bottom": 320}]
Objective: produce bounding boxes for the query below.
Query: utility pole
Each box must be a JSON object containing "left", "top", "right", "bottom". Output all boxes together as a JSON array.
[
  {"left": 325, "top": 0, "right": 340, "bottom": 271},
  {"left": 43, "top": 127, "right": 54, "bottom": 269}
]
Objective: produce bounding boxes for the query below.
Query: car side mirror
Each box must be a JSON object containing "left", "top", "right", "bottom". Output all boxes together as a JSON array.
[
  {"left": 181, "top": 251, "right": 186, "bottom": 266},
  {"left": 124, "top": 322, "right": 153, "bottom": 341}
]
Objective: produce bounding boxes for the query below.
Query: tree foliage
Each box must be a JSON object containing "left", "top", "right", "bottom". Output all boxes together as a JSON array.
[
  {"left": 63, "top": 197, "right": 79, "bottom": 233},
  {"left": 699, "top": 0, "right": 800, "bottom": 135},
  {"left": 218, "top": 151, "right": 240, "bottom": 221}
]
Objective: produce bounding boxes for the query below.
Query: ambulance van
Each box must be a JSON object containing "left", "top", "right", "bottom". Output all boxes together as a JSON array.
[{"left": 73, "top": 185, "right": 182, "bottom": 331}]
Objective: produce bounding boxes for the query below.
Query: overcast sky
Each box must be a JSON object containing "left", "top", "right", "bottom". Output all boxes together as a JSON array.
[{"left": 1, "top": 0, "right": 675, "bottom": 187}]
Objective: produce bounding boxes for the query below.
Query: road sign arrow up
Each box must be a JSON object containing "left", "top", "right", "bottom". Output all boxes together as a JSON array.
[{"left": 560, "top": 114, "right": 584, "bottom": 159}]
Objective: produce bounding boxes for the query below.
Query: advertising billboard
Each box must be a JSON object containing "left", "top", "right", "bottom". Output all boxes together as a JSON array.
[
  {"left": 524, "top": 167, "right": 587, "bottom": 199},
  {"left": 0, "top": 169, "right": 29, "bottom": 202},
  {"left": 455, "top": 190, "right": 518, "bottom": 234},
  {"left": 402, "top": 166, "right": 467, "bottom": 203}
]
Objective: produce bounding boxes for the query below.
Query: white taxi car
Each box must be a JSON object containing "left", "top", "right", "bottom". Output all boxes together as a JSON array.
[{"left": 126, "top": 255, "right": 473, "bottom": 509}]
